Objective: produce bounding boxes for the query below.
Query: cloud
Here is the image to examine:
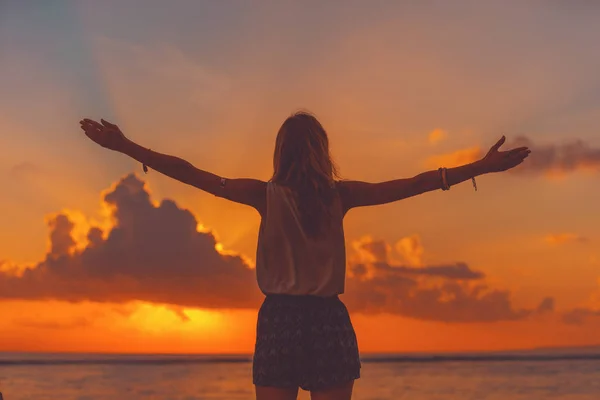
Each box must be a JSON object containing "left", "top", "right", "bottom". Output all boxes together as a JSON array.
[
  {"left": 47, "top": 214, "right": 77, "bottom": 257},
  {"left": 344, "top": 267, "right": 553, "bottom": 322},
  {"left": 427, "top": 136, "right": 600, "bottom": 175},
  {"left": 544, "top": 233, "right": 588, "bottom": 245},
  {"left": 392, "top": 263, "right": 485, "bottom": 280},
  {"left": 394, "top": 234, "right": 424, "bottom": 266},
  {"left": 0, "top": 260, "right": 20, "bottom": 275},
  {"left": 537, "top": 297, "right": 555, "bottom": 313},
  {"left": 428, "top": 129, "right": 447, "bottom": 145},
  {"left": 167, "top": 305, "right": 191, "bottom": 322},
  {"left": 562, "top": 278, "right": 600, "bottom": 325},
  {"left": 426, "top": 146, "right": 483, "bottom": 168},
  {"left": 509, "top": 136, "right": 600, "bottom": 175},
  {"left": 0, "top": 174, "right": 263, "bottom": 309},
  {"left": 0, "top": 175, "right": 553, "bottom": 323},
  {"left": 562, "top": 308, "right": 600, "bottom": 325},
  {"left": 427, "top": 128, "right": 448, "bottom": 144},
  {"left": 343, "top": 237, "right": 552, "bottom": 323}
]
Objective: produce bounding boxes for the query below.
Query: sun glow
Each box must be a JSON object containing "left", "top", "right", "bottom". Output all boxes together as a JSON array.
[{"left": 126, "top": 302, "right": 224, "bottom": 334}]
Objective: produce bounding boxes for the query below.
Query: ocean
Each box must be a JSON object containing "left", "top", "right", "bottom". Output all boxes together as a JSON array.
[{"left": 1, "top": 350, "right": 600, "bottom": 399}]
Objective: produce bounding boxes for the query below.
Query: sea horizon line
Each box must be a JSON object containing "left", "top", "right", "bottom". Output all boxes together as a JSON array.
[{"left": 2, "top": 346, "right": 600, "bottom": 366}]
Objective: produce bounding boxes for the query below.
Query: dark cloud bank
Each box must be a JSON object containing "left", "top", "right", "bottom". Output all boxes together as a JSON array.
[{"left": 0, "top": 173, "right": 591, "bottom": 324}]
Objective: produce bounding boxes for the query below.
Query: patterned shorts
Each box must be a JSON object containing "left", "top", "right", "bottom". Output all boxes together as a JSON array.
[{"left": 252, "top": 293, "right": 361, "bottom": 391}]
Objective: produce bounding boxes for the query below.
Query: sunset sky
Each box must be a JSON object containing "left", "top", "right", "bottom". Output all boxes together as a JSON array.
[{"left": 1, "top": 1, "right": 600, "bottom": 354}]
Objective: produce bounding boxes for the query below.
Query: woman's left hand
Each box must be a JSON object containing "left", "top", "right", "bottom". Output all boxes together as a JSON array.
[{"left": 479, "top": 135, "right": 531, "bottom": 173}]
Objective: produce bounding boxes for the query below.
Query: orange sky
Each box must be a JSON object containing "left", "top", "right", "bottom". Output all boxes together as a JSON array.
[{"left": 1, "top": 2, "right": 600, "bottom": 354}]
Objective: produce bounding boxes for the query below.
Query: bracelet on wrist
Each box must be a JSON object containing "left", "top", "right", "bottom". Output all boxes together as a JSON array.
[{"left": 438, "top": 167, "right": 450, "bottom": 191}]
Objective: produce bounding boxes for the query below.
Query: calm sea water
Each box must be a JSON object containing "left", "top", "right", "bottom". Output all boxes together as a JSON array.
[{"left": 1, "top": 351, "right": 600, "bottom": 399}]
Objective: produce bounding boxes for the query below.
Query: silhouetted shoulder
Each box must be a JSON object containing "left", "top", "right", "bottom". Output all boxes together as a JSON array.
[
  {"left": 216, "top": 178, "right": 267, "bottom": 215},
  {"left": 334, "top": 179, "right": 358, "bottom": 214}
]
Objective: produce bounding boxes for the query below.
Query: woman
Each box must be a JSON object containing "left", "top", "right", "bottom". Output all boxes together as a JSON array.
[{"left": 79, "top": 112, "right": 530, "bottom": 400}]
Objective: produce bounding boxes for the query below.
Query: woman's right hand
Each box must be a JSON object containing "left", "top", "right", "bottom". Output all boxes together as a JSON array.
[{"left": 79, "top": 118, "right": 128, "bottom": 152}]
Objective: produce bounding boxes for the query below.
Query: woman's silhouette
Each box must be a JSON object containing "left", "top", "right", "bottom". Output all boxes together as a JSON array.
[{"left": 79, "top": 112, "right": 530, "bottom": 400}]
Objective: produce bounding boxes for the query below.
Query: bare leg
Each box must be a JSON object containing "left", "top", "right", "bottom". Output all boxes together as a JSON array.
[
  {"left": 255, "top": 385, "right": 299, "bottom": 400},
  {"left": 310, "top": 380, "right": 354, "bottom": 400}
]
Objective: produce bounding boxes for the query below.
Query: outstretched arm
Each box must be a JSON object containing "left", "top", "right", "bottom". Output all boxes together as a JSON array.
[
  {"left": 338, "top": 136, "right": 530, "bottom": 212},
  {"left": 79, "top": 118, "right": 266, "bottom": 214}
]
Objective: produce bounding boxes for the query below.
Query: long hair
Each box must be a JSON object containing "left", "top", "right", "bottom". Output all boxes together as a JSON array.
[{"left": 272, "top": 111, "right": 340, "bottom": 237}]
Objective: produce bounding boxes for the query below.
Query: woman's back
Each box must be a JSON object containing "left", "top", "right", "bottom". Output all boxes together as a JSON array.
[{"left": 255, "top": 181, "right": 347, "bottom": 296}]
